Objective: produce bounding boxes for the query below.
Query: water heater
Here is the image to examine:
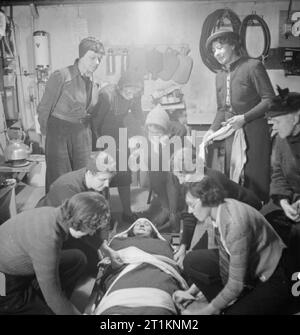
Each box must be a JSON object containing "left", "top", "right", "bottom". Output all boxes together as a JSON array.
[{"left": 33, "top": 30, "right": 50, "bottom": 70}]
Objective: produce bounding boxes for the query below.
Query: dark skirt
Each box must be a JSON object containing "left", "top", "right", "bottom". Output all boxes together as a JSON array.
[{"left": 225, "top": 117, "right": 271, "bottom": 202}]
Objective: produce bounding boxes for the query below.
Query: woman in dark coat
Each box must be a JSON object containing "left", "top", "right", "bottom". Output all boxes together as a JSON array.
[{"left": 203, "top": 29, "right": 275, "bottom": 202}]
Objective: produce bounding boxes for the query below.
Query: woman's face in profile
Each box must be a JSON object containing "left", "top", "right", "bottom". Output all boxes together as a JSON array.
[{"left": 133, "top": 219, "right": 153, "bottom": 237}]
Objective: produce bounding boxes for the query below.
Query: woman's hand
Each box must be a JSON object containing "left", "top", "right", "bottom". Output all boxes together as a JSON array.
[
  {"left": 280, "top": 199, "right": 300, "bottom": 222},
  {"left": 99, "top": 241, "right": 124, "bottom": 269},
  {"left": 202, "top": 129, "right": 215, "bottom": 144},
  {"left": 173, "top": 244, "right": 186, "bottom": 269},
  {"left": 226, "top": 115, "right": 245, "bottom": 130},
  {"left": 173, "top": 289, "right": 196, "bottom": 311},
  {"left": 107, "top": 249, "right": 123, "bottom": 269}
]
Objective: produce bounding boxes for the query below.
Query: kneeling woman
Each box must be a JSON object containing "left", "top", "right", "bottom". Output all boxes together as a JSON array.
[{"left": 178, "top": 177, "right": 291, "bottom": 315}]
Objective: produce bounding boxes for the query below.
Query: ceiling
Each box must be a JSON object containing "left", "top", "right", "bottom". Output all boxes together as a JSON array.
[{"left": 0, "top": 0, "right": 293, "bottom": 6}]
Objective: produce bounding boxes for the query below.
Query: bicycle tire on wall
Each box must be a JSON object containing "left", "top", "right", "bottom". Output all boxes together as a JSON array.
[{"left": 240, "top": 14, "right": 271, "bottom": 62}]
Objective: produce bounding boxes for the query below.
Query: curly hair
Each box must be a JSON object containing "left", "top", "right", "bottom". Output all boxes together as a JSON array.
[
  {"left": 61, "top": 192, "right": 110, "bottom": 234},
  {"left": 187, "top": 176, "right": 225, "bottom": 207}
]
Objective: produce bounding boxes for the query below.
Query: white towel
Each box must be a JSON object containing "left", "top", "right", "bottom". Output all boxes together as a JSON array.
[
  {"left": 230, "top": 128, "right": 247, "bottom": 183},
  {"left": 199, "top": 125, "right": 247, "bottom": 184}
]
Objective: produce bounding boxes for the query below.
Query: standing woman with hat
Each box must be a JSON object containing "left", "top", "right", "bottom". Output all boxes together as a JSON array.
[
  {"left": 203, "top": 29, "right": 275, "bottom": 202},
  {"left": 38, "top": 37, "right": 105, "bottom": 192}
]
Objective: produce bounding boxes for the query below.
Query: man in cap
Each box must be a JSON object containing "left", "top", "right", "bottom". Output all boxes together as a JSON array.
[
  {"left": 36, "top": 151, "right": 118, "bottom": 275},
  {"left": 91, "top": 70, "right": 144, "bottom": 224},
  {"left": 38, "top": 36, "right": 105, "bottom": 192}
]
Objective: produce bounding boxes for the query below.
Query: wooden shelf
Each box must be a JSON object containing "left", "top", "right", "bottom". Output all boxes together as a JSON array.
[{"left": 0, "top": 161, "right": 38, "bottom": 181}]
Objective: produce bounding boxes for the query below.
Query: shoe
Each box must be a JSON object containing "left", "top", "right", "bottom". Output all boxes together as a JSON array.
[{"left": 121, "top": 212, "right": 139, "bottom": 224}]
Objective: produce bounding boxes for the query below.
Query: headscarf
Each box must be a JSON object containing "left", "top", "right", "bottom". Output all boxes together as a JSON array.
[{"left": 110, "top": 218, "right": 166, "bottom": 244}]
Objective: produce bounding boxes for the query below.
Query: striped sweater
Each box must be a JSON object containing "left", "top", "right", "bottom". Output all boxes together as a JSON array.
[{"left": 210, "top": 198, "right": 286, "bottom": 311}]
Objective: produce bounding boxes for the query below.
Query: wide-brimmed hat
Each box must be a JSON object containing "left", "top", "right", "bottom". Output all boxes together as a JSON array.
[
  {"left": 205, "top": 28, "right": 240, "bottom": 52},
  {"left": 266, "top": 86, "right": 300, "bottom": 118}
]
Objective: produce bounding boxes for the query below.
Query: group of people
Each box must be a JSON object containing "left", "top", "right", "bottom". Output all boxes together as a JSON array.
[{"left": 0, "top": 29, "right": 299, "bottom": 315}]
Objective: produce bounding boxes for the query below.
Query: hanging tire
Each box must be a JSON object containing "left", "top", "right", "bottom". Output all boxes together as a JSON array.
[{"left": 240, "top": 14, "right": 271, "bottom": 62}]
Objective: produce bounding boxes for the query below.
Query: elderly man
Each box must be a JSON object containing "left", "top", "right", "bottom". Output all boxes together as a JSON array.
[
  {"left": 37, "top": 151, "right": 116, "bottom": 207},
  {"left": 38, "top": 37, "right": 105, "bottom": 192},
  {"left": 0, "top": 192, "right": 113, "bottom": 315},
  {"left": 171, "top": 147, "right": 262, "bottom": 268},
  {"left": 265, "top": 87, "right": 300, "bottom": 276},
  {"left": 36, "top": 151, "right": 116, "bottom": 275}
]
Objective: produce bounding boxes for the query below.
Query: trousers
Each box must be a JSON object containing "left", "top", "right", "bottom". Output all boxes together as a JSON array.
[
  {"left": 183, "top": 248, "right": 291, "bottom": 315},
  {"left": 45, "top": 116, "right": 92, "bottom": 192}
]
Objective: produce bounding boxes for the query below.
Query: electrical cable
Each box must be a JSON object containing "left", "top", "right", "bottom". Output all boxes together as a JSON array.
[
  {"left": 199, "top": 9, "right": 241, "bottom": 73},
  {"left": 240, "top": 14, "right": 271, "bottom": 63}
]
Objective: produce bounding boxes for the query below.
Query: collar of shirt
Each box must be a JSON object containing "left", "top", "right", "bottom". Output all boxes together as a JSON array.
[
  {"left": 74, "top": 58, "right": 92, "bottom": 80},
  {"left": 222, "top": 56, "right": 245, "bottom": 72}
]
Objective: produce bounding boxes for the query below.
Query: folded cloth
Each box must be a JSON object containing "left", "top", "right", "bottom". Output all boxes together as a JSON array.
[
  {"left": 199, "top": 124, "right": 247, "bottom": 184},
  {"left": 199, "top": 124, "right": 235, "bottom": 162}
]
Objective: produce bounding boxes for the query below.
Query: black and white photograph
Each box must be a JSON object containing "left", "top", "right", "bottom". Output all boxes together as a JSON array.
[{"left": 0, "top": 0, "right": 299, "bottom": 320}]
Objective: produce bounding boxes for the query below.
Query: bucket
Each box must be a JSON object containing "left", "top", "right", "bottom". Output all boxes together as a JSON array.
[{"left": 27, "top": 154, "right": 46, "bottom": 187}]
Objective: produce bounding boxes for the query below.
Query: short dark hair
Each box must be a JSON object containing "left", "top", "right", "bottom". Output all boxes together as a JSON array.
[
  {"left": 187, "top": 176, "right": 225, "bottom": 207},
  {"left": 79, "top": 37, "right": 105, "bottom": 58},
  {"left": 86, "top": 151, "right": 116, "bottom": 175},
  {"left": 61, "top": 192, "right": 110, "bottom": 233}
]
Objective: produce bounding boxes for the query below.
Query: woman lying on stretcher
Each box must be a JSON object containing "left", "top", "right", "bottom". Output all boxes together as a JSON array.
[{"left": 88, "top": 218, "right": 188, "bottom": 315}]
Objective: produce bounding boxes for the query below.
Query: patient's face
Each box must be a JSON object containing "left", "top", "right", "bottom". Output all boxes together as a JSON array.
[{"left": 133, "top": 220, "right": 153, "bottom": 237}]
